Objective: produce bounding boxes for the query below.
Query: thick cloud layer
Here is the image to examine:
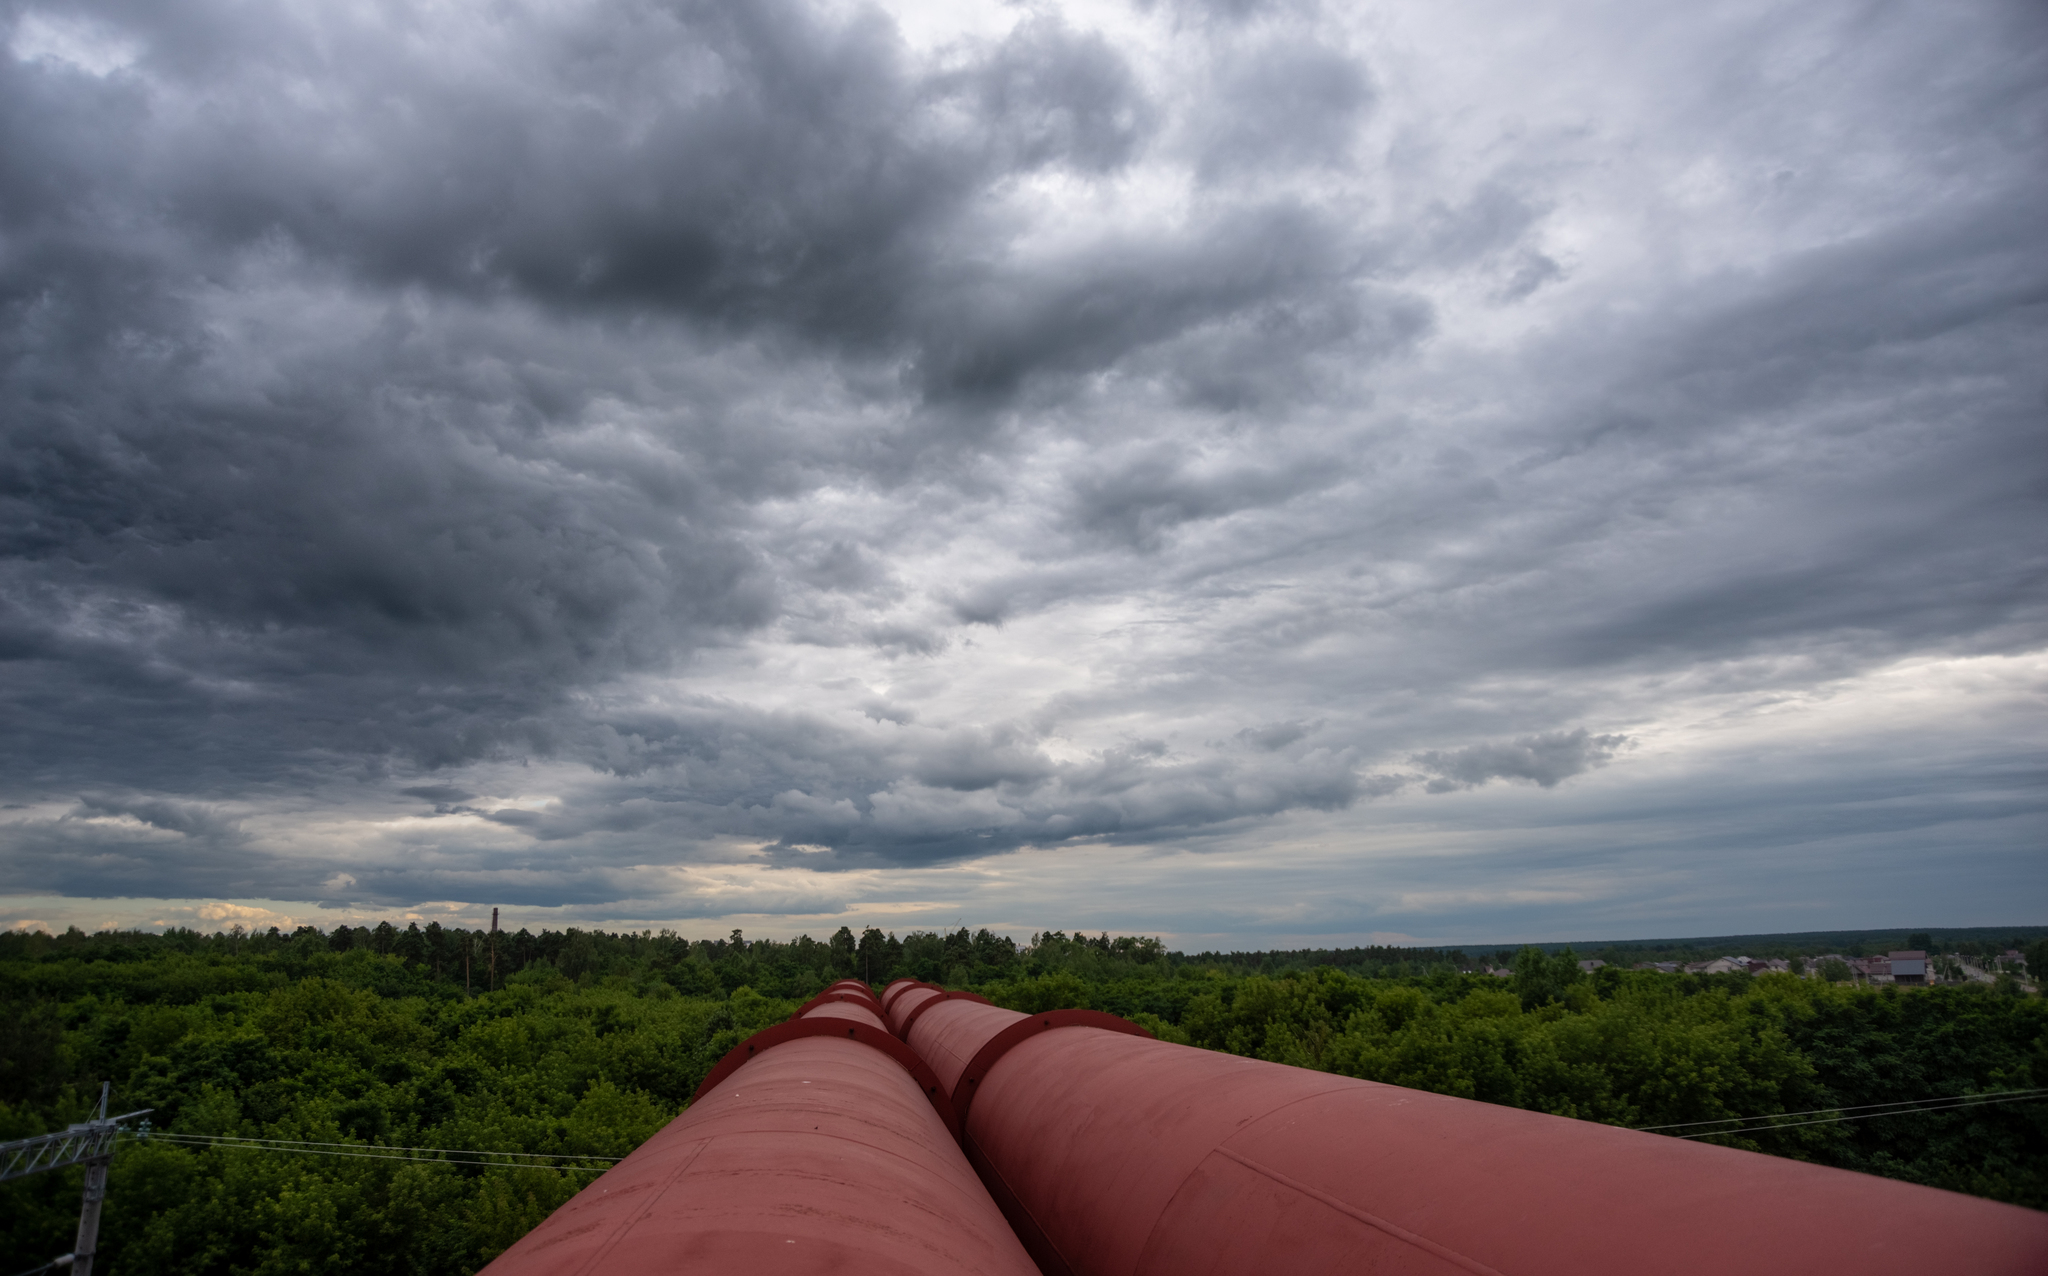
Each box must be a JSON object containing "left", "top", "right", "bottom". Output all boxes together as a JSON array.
[{"left": 2, "top": 0, "right": 2043, "bottom": 941}]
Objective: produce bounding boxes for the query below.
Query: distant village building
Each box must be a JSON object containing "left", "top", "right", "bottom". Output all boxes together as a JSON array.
[
  {"left": 1888, "top": 950, "right": 1927, "bottom": 985},
  {"left": 1577, "top": 959, "right": 1606, "bottom": 973},
  {"left": 1687, "top": 957, "right": 1748, "bottom": 975}
]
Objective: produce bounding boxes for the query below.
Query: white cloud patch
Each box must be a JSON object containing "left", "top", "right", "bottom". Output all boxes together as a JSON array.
[{"left": 8, "top": 10, "right": 141, "bottom": 76}]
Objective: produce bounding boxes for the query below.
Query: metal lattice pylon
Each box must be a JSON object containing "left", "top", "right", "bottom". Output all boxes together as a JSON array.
[
  {"left": 0, "top": 1119, "right": 126, "bottom": 1183},
  {"left": 0, "top": 1084, "right": 151, "bottom": 1276}
]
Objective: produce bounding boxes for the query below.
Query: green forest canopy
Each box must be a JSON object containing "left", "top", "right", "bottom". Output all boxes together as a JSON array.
[{"left": 2, "top": 922, "right": 2044, "bottom": 1275}]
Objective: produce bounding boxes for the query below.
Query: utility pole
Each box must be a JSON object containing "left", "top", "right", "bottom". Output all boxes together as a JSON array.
[
  {"left": 0, "top": 1082, "right": 150, "bottom": 1276},
  {"left": 72, "top": 1086, "right": 112, "bottom": 1276},
  {"left": 490, "top": 907, "right": 499, "bottom": 992}
]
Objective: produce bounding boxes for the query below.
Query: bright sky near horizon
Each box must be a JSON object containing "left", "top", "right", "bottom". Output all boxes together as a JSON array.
[{"left": 1, "top": 0, "right": 2042, "bottom": 949}]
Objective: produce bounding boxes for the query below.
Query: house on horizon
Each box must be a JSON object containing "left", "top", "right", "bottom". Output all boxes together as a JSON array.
[
  {"left": 1889, "top": 950, "right": 1927, "bottom": 985},
  {"left": 1687, "top": 956, "right": 1748, "bottom": 975}
]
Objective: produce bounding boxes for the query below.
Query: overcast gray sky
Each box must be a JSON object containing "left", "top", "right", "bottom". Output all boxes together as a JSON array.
[{"left": 2, "top": 0, "right": 2042, "bottom": 948}]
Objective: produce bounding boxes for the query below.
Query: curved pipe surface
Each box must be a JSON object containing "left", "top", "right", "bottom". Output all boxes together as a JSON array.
[
  {"left": 905, "top": 999, "right": 1025, "bottom": 1094},
  {"left": 897, "top": 989, "right": 996, "bottom": 1040},
  {"left": 906, "top": 1001, "right": 1153, "bottom": 1127},
  {"left": 886, "top": 984, "right": 946, "bottom": 1034},
  {"left": 951, "top": 1010, "right": 1152, "bottom": 1126},
  {"left": 480, "top": 1032, "right": 1040, "bottom": 1276},
  {"left": 902, "top": 999, "right": 2048, "bottom": 1276},
  {"left": 822, "top": 978, "right": 882, "bottom": 1005},
  {"left": 795, "top": 988, "right": 885, "bottom": 1020},
  {"left": 796, "top": 998, "right": 891, "bottom": 1033},
  {"left": 691, "top": 1016, "right": 957, "bottom": 1140},
  {"left": 883, "top": 980, "right": 942, "bottom": 1017}
]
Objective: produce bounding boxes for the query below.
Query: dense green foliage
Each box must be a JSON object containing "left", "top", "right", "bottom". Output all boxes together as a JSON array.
[
  {"left": 0, "top": 927, "right": 809, "bottom": 1275},
  {"left": 1021, "top": 950, "right": 2048, "bottom": 1207},
  {"left": 3, "top": 925, "right": 2043, "bottom": 1274}
]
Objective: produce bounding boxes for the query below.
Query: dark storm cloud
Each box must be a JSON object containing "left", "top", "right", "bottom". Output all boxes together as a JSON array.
[
  {"left": 908, "top": 201, "right": 1395, "bottom": 401},
  {"left": 399, "top": 786, "right": 476, "bottom": 806},
  {"left": 1237, "top": 721, "right": 1317, "bottom": 751},
  {"left": 0, "top": 0, "right": 1409, "bottom": 787},
  {"left": 952, "top": 15, "right": 1156, "bottom": 173},
  {"left": 1, "top": 0, "right": 2042, "bottom": 926},
  {"left": 3, "top": 798, "right": 259, "bottom": 900},
  {"left": 73, "top": 795, "right": 247, "bottom": 844},
  {"left": 1193, "top": 36, "right": 1371, "bottom": 180},
  {"left": 1063, "top": 440, "right": 1345, "bottom": 551},
  {"left": 1413, "top": 730, "right": 1628, "bottom": 793},
  {"left": 5, "top": 0, "right": 1163, "bottom": 353}
]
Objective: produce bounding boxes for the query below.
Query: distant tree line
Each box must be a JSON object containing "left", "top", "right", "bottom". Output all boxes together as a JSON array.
[
  {"left": 0, "top": 922, "right": 1483, "bottom": 1003},
  {"left": 0, "top": 921, "right": 1027, "bottom": 1001}
]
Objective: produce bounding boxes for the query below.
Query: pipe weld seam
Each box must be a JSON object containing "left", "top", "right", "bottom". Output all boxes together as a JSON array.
[
  {"left": 1209, "top": 1147, "right": 1505, "bottom": 1276},
  {"left": 964, "top": 1130, "right": 1079, "bottom": 1276},
  {"left": 568, "top": 1138, "right": 709, "bottom": 1276}
]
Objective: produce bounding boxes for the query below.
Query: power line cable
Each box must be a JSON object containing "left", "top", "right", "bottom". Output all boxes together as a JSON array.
[
  {"left": 1635, "top": 1087, "right": 2048, "bottom": 1131},
  {"left": 126, "top": 1138, "right": 614, "bottom": 1171},
  {"left": 1635, "top": 1088, "right": 2048, "bottom": 1137},
  {"left": 1668, "top": 1094, "right": 2048, "bottom": 1140},
  {"left": 135, "top": 1134, "right": 615, "bottom": 1171},
  {"left": 125, "top": 1132, "right": 620, "bottom": 1172},
  {"left": 144, "top": 1140, "right": 609, "bottom": 1170},
  {"left": 135, "top": 1138, "right": 614, "bottom": 1171}
]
